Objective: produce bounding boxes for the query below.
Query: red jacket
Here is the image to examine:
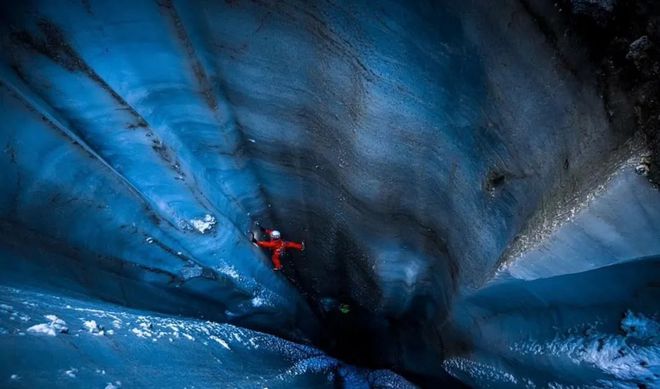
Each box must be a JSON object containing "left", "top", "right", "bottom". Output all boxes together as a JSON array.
[
  {"left": 255, "top": 239, "right": 303, "bottom": 251},
  {"left": 256, "top": 229, "right": 303, "bottom": 270}
]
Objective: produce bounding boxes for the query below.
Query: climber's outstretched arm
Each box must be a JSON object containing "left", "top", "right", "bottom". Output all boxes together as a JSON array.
[{"left": 256, "top": 240, "right": 277, "bottom": 248}]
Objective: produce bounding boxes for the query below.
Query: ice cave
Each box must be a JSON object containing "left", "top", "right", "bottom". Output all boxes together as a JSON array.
[{"left": 1, "top": 0, "right": 659, "bottom": 387}]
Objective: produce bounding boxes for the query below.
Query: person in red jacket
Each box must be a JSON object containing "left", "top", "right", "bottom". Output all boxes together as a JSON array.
[{"left": 252, "top": 229, "right": 304, "bottom": 271}]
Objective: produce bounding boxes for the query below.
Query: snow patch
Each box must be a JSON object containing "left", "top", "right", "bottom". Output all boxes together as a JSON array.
[
  {"left": 105, "top": 381, "right": 122, "bottom": 389},
  {"left": 10, "top": 311, "right": 30, "bottom": 322},
  {"left": 621, "top": 310, "right": 659, "bottom": 341},
  {"left": 27, "top": 323, "right": 56, "bottom": 336},
  {"left": 210, "top": 335, "right": 231, "bottom": 350},
  {"left": 509, "top": 311, "right": 660, "bottom": 382},
  {"left": 443, "top": 357, "right": 518, "bottom": 385},
  {"left": 276, "top": 355, "right": 339, "bottom": 380},
  {"left": 83, "top": 320, "right": 106, "bottom": 336},
  {"left": 182, "top": 333, "right": 195, "bottom": 341},
  {"left": 27, "top": 315, "right": 68, "bottom": 336},
  {"left": 181, "top": 264, "right": 203, "bottom": 279},
  {"left": 216, "top": 265, "right": 240, "bottom": 281},
  {"left": 190, "top": 214, "right": 216, "bottom": 234},
  {"left": 131, "top": 327, "right": 151, "bottom": 338},
  {"left": 64, "top": 368, "right": 78, "bottom": 378},
  {"left": 10, "top": 374, "right": 20, "bottom": 381}
]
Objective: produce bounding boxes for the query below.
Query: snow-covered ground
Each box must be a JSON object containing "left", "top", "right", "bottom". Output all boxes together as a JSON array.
[{"left": 0, "top": 285, "right": 413, "bottom": 388}]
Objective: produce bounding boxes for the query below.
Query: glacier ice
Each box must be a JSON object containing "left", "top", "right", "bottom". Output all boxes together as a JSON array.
[
  {"left": 0, "top": 0, "right": 658, "bottom": 387},
  {"left": 0, "top": 285, "right": 413, "bottom": 388}
]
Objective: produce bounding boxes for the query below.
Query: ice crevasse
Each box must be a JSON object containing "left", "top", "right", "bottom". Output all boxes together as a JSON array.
[{"left": 0, "top": 0, "right": 659, "bottom": 387}]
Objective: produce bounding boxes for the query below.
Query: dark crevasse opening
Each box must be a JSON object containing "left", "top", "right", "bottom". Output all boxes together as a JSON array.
[{"left": 1, "top": 0, "right": 659, "bottom": 388}]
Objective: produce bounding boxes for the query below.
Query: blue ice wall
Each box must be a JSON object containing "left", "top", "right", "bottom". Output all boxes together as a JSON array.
[
  {"left": 0, "top": 0, "right": 658, "bottom": 387},
  {"left": 0, "top": 0, "right": 318, "bottom": 343}
]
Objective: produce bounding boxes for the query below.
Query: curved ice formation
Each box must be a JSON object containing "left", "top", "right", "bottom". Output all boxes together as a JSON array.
[{"left": 0, "top": 0, "right": 658, "bottom": 387}]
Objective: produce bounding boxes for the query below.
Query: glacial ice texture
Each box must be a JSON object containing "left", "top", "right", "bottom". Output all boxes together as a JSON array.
[{"left": 0, "top": 0, "right": 658, "bottom": 387}]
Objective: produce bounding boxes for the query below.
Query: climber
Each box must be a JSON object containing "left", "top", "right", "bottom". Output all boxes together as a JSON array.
[{"left": 251, "top": 228, "right": 304, "bottom": 271}]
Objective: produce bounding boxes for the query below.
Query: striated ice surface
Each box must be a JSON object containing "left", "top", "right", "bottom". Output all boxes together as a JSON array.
[{"left": 0, "top": 0, "right": 658, "bottom": 387}]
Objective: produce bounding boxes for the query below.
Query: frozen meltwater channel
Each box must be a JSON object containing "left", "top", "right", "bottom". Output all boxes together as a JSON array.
[{"left": 0, "top": 285, "right": 413, "bottom": 388}]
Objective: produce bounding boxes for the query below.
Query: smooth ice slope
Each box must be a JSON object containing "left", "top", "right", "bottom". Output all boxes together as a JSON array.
[{"left": 0, "top": 0, "right": 658, "bottom": 387}]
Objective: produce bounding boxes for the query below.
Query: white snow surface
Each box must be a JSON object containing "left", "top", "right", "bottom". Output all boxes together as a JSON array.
[
  {"left": 27, "top": 315, "right": 68, "bottom": 336},
  {"left": 64, "top": 368, "right": 78, "bottom": 378},
  {"left": 190, "top": 214, "right": 216, "bottom": 234}
]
